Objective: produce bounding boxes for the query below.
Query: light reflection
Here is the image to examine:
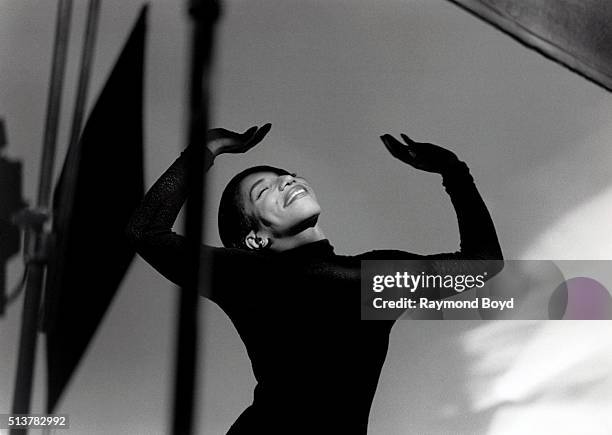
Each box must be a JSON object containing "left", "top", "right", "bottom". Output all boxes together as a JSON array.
[{"left": 458, "top": 185, "right": 612, "bottom": 433}]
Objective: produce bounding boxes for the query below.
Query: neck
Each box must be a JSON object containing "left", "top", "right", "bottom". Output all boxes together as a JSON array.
[{"left": 269, "top": 224, "right": 326, "bottom": 252}]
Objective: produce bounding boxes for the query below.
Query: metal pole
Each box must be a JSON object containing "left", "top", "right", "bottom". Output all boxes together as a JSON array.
[
  {"left": 36, "top": 0, "right": 73, "bottom": 211},
  {"left": 41, "top": 0, "right": 101, "bottom": 340},
  {"left": 172, "top": 1, "right": 219, "bottom": 434},
  {"left": 10, "top": 256, "right": 45, "bottom": 435},
  {"left": 11, "top": 1, "right": 72, "bottom": 429},
  {"left": 67, "top": 0, "right": 100, "bottom": 148}
]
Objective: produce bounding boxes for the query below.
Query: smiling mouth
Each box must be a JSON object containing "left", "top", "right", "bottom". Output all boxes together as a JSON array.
[{"left": 284, "top": 185, "right": 309, "bottom": 207}]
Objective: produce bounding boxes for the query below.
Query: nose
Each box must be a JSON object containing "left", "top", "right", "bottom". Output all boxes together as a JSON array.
[{"left": 278, "top": 174, "right": 296, "bottom": 191}]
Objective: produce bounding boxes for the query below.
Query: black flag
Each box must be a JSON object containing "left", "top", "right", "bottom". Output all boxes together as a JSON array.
[
  {"left": 44, "top": 6, "right": 147, "bottom": 412},
  {"left": 448, "top": 0, "right": 612, "bottom": 92}
]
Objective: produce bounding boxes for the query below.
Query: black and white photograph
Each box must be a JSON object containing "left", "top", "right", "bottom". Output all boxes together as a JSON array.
[{"left": 1, "top": 0, "right": 612, "bottom": 434}]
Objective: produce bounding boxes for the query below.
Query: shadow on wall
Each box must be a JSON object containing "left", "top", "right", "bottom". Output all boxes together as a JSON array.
[{"left": 373, "top": 317, "right": 612, "bottom": 435}]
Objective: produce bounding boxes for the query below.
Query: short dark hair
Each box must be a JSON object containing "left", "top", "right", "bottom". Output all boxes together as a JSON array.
[{"left": 218, "top": 165, "right": 291, "bottom": 249}]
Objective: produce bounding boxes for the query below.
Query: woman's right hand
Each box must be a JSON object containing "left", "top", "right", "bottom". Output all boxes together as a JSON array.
[{"left": 207, "top": 123, "right": 272, "bottom": 157}]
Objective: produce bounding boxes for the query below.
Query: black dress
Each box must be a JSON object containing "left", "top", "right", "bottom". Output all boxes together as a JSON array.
[{"left": 126, "top": 147, "right": 502, "bottom": 434}]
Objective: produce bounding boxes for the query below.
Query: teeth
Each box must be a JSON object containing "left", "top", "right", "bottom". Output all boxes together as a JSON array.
[{"left": 286, "top": 186, "right": 306, "bottom": 206}]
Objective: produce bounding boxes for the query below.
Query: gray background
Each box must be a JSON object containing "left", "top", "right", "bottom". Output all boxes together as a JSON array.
[{"left": 1, "top": 0, "right": 612, "bottom": 433}]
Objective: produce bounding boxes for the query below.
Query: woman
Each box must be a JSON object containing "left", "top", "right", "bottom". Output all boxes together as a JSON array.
[{"left": 126, "top": 124, "right": 503, "bottom": 434}]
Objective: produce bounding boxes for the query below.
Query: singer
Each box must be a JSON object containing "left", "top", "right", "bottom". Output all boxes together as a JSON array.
[{"left": 126, "top": 123, "right": 503, "bottom": 434}]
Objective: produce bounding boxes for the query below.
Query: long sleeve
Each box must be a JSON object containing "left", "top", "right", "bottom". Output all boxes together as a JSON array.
[
  {"left": 358, "top": 160, "right": 503, "bottom": 300},
  {"left": 125, "top": 147, "right": 258, "bottom": 305},
  {"left": 437, "top": 160, "right": 503, "bottom": 260}
]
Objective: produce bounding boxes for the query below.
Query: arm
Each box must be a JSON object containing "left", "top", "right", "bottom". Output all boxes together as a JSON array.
[
  {"left": 125, "top": 124, "right": 271, "bottom": 302},
  {"left": 429, "top": 158, "right": 502, "bottom": 261},
  {"left": 361, "top": 134, "right": 503, "bottom": 300}
]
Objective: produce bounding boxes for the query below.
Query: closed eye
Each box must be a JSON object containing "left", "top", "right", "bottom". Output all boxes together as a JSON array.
[{"left": 257, "top": 187, "right": 268, "bottom": 199}]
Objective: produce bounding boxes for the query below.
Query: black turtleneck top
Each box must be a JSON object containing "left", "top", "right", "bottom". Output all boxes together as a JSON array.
[{"left": 126, "top": 148, "right": 502, "bottom": 434}]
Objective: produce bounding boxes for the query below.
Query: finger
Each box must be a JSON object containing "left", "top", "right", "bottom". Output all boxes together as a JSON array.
[
  {"left": 399, "top": 134, "right": 419, "bottom": 158},
  {"left": 381, "top": 134, "right": 402, "bottom": 146},
  {"left": 382, "top": 135, "right": 419, "bottom": 166},
  {"left": 380, "top": 135, "right": 401, "bottom": 157},
  {"left": 241, "top": 126, "right": 258, "bottom": 139},
  {"left": 400, "top": 134, "right": 416, "bottom": 146},
  {"left": 379, "top": 135, "right": 393, "bottom": 151},
  {"left": 382, "top": 133, "right": 405, "bottom": 149},
  {"left": 247, "top": 123, "right": 272, "bottom": 147},
  {"left": 380, "top": 134, "right": 396, "bottom": 149}
]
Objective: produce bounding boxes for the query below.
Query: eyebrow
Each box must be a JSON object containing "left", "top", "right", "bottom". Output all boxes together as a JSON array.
[{"left": 249, "top": 178, "right": 265, "bottom": 202}]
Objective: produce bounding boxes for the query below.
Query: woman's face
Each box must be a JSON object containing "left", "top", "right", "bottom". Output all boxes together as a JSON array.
[{"left": 239, "top": 171, "right": 321, "bottom": 237}]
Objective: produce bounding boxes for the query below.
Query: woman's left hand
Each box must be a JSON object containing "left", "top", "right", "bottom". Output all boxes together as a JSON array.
[{"left": 380, "top": 133, "right": 459, "bottom": 174}]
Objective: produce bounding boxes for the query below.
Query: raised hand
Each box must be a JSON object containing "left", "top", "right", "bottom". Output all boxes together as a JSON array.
[
  {"left": 380, "top": 133, "right": 459, "bottom": 174},
  {"left": 207, "top": 123, "right": 272, "bottom": 157}
]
